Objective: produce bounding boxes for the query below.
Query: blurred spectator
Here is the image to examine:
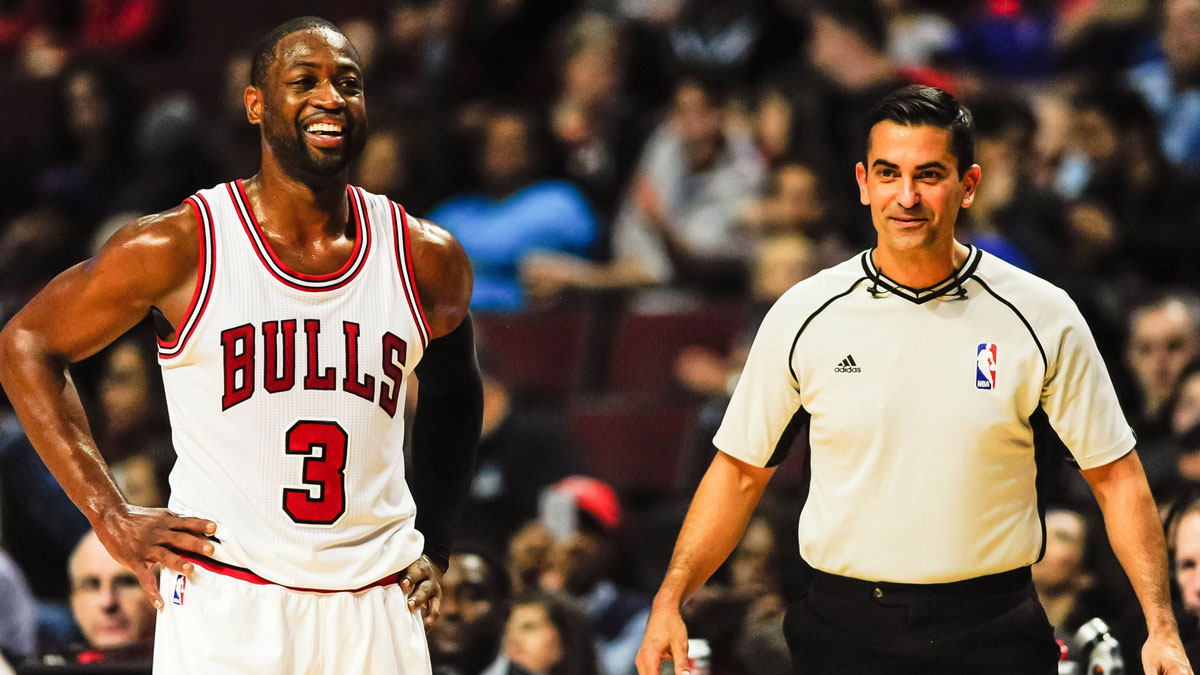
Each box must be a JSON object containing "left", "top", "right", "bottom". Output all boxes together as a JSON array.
[
  {"left": 659, "top": 0, "right": 805, "bottom": 88},
  {"left": 374, "top": 0, "right": 463, "bottom": 113},
  {"left": 548, "top": 12, "right": 647, "bottom": 224},
  {"left": 682, "top": 502, "right": 793, "bottom": 675},
  {"left": 52, "top": 530, "right": 156, "bottom": 664},
  {"left": 1032, "top": 508, "right": 1099, "bottom": 655},
  {"left": 432, "top": 549, "right": 532, "bottom": 675},
  {"left": 505, "top": 591, "right": 600, "bottom": 675},
  {"left": 430, "top": 109, "right": 598, "bottom": 311},
  {"left": 1169, "top": 360, "right": 1200, "bottom": 498},
  {"left": 352, "top": 120, "right": 451, "bottom": 217},
  {"left": 522, "top": 72, "right": 766, "bottom": 299},
  {"left": 1124, "top": 293, "right": 1200, "bottom": 498},
  {"left": 739, "top": 160, "right": 852, "bottom": 269},
  {"left": 877, "top": 0, "right": 957, "bottom": 69},
  {"left": 456, "top": 349, "right": 580, "bottom": 554},
  {"left": 0, "top": 546, "right": 37, "bottom": 665},
  {"left": 0, "top": 404, "right": 91, "bottom": 600},
  {"left": 508, "top": 477, "right": 648, "bottom": 675},
  {"left": 1058, "top": 85, "right": 1200, "bottom": 287},
  {"left": 963, "top": 95, "right": 1062, "bottom": 275},
  {"left": 118, "top": 92, "right": 223, "bottom": 214},
  {"left": 95, "top": 337, "right": 172, "bottom": 507},
  {"left": 2, "top": 0, "right": 170, "bottom": 79},
  {"left": 37, "top": 63, "right": 138, "bottom": 225},
  {"left": 1128, "top": 0, "right": 1200, "bottom": 170},
  {"left": 1169, "top": 492, "right": 1200, "bottom": 630}
]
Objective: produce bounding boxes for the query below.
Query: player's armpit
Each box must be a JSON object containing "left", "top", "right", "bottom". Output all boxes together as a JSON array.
[{"left": 405, "top": 216, "right": 472, "bottom": 340}]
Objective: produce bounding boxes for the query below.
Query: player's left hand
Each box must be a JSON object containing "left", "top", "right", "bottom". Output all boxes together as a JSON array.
[
  {"left": 1142, "top": 635, "right": 1193, "bottom": 674},
  {"left": 401, "top": 555, "right": 443, "bottom": 632}
]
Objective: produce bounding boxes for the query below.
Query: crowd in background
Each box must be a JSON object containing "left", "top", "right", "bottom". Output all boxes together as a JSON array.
[{"left": 1, "top": 0, "right": 1200, "bottom": 672}]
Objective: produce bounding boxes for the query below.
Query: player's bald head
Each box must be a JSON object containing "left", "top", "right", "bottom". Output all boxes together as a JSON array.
[{"left": 250, "top": 16, "right": 358, "bottom": 88}]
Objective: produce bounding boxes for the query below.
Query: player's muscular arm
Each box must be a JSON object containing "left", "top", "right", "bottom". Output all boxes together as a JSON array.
[
  {"left": 1082, "top": 451, "right": 1193, "bottom": 675},
  {"left": 0, "top": 204, "right": 217, "bottom": 608},
  {"left": 637, "top": 452, "right": 775, "bottom": 675},
  {"left": 401, "top": 217, "right": 482, "bottom": 630}
]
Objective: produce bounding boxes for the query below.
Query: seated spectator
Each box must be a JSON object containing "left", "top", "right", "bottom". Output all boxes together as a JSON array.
[
  {"left": 1127, "top": 0, "right": 1200, "bottom": 170},
  {"left": 508, "top": 477, "right": 649, "bottom": 675},
  {"left": 431, "top": 549, "right": 532, "bottom": 675},
  {"left": 1124, "top": 293, "right": 1200, "bottom": 497},
  {"left": 52, "top": 530, "right": 156, "bottom": 664},
  {"left": 1168, "top": 360, "right": 1200, "bottom": 498},
  {"left": 548, "top": 12, "right": 647, "bottom": 224},
  {"left": 456, "top": 350, "right": 580, "bottom": 554},
  {"left": 521, "top": 72, "right": 766, "bottom": 300},
  {"left": 505, "top": 591, "right": 600, "bottom": 675},
  {"left": 96, "top": 336, "right": 173, "bottom": 507},
  {"left": 429, "top": 109, "right": 598, "bottom": 311},
  {"left": 0, "top": 546, "right": 36, "bottom": 666}
]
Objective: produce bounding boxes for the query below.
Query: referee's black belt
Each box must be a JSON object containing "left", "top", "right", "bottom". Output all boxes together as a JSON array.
[{"left": 809, "top": 566, "right": 1032, "bottom": 603}]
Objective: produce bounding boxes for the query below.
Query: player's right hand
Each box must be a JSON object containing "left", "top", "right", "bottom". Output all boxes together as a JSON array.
[
  {"left": 636, "top": 602, "right": 690, "bottom": 675},
  {"left": 95, "top": 503, "right": 217, "bottom": 610}
]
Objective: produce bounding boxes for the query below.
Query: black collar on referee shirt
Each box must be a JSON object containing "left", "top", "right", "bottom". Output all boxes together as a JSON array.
[{"left": 861, "top": 245, "right": 981, "bottom": 304}]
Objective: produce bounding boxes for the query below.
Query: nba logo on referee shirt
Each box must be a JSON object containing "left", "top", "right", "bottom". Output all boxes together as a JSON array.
[
  {"left": 172, "top": 574, "right": 186, "bottom": 606},
  {"left": 976, "top": 343, "right": 997, "bottom": 389}
]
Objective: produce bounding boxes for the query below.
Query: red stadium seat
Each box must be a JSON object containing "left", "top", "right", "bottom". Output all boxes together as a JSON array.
[
  {"left": 474, "top": 308, "right": 595, "bottom": 403},
  {"left": 567, "top": 394, "right": 696, "bottom": 494},
  {"left": 606, "top": 301, "right": 749, "bottom": 394}
]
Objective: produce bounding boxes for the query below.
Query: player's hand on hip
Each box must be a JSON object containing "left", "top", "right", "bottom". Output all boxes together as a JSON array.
[
  {"left": 636, "top": 603, "right": 690, "bottom": 675},
  {"left": 1143, "top": 635, "right": 1194, "bottom": 674},
  {"left": 401, "top": 554, "right": 443, "bottom": 632},
  {"left": 96, "top": 503, "right": 217, "bottom": 610}
]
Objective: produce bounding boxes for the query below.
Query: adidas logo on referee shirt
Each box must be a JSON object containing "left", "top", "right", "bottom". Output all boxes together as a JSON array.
[{"left": 833, "top": 355, "right": 861, "bottom": 373}]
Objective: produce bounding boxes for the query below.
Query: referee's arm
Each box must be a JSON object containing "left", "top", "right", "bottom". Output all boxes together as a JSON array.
[
  {"left": 1082, "top": 451, "right": 1193, "bottom": 675},
  {"left": 636, "top": 451, "right": 775, "bottom": 675}
]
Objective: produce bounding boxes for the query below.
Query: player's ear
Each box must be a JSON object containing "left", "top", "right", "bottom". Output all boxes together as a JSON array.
[
  {"left": 959, "top": 164, "right": 981, "bottom": 208},
  {"left": 245, "top": 85, "right": 263, "bottom": 126},
  {"left": 855, "top": 162, "right": 870, "bottom": 205}
]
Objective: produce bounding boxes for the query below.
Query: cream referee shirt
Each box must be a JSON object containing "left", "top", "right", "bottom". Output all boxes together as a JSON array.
[{"left": 714, "top": 247, "right": 1135, "bottom": 584}]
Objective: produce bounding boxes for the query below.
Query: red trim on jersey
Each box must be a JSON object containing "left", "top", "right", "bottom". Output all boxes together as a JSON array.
[
  {"left": 179, "top": 554, "right": 402, "bottom": 593},
  {"left": 390, "top": 202, "right": 431, "bottom": 346},
  {"left": 227, "top": 180, "right": 370, "bottom": 292},
  {"left": 159, "top": 194, "right": 215, "bottom": 359}
]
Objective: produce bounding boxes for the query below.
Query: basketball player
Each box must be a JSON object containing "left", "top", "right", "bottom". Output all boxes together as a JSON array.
[
  {"left": 0, "top": 16, "right": 482, "bottom": 674},
  {"left": 636, "top": 86, "right": 1193, "bottom": 674}
]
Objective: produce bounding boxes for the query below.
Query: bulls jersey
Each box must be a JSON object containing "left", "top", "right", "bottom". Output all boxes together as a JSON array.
[
  {"left": 715, "top": 247, "right": 1135, "bottom": 584},
  {"left": 158, "top": 180, "right": 430, "bottom": 590}
]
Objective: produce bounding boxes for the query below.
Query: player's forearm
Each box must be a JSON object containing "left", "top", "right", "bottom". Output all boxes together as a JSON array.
[
  {"left": 1088, "top": 453, "right": 1178, "bottom": 636},
  {"left": 655, "top": 452, "right": 773, "bottom": 609},
  {"left": 0, "top": 324, "right": 125, "bottom": 524},
  {"left": 410, "top": 314, "right": 483, "bottom": 572}
]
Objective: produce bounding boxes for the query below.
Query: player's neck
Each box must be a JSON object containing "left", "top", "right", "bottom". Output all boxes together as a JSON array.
[
  {"left": 872, "top": 240, "right": 969, "bottom": 289},
  {"left": 245, "top": 165, "right": 351, "bottom": 240}
]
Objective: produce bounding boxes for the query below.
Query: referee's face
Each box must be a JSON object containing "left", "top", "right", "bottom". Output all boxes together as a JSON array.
[{"left": 856, "top": 122, "right": 980, "bottom": 258}]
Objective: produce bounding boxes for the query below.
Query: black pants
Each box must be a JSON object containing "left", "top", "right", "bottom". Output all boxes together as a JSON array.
[{"left": 783, "top": 567, "right": 1059, "bottom": 675}]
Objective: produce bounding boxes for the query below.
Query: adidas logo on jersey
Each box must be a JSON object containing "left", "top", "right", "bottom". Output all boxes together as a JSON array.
[{"left": 833, "top": 355, "right": 861, "bottom": 373}]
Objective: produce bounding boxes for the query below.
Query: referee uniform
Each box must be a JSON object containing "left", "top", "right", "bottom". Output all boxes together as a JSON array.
[{"left": 714, "top": 246, "right": 1135, "bottom": 673}]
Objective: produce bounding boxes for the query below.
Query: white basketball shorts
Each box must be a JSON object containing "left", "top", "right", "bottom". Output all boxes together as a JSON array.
[{"left": 153, "top": 563, "right": 432, "bottom": 674}]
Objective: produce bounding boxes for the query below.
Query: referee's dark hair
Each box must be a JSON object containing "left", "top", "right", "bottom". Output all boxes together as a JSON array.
[{"left": 863, "top": 85, "right": 975, "bottom": 176}]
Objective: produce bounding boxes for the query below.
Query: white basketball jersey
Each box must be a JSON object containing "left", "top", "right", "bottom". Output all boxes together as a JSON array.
[{"left": 158, "top": 180, "right": 430, "bottom": 590}]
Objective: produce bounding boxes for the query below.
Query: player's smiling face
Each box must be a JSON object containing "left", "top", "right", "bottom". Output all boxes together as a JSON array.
[
  {"left": 856, "top": 121, "right": 979, "bottom": 259},
  {"left": 253, "top": 27, "right": 367, "bottom": 183}
]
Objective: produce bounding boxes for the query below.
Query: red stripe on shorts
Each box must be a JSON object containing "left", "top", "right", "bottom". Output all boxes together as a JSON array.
[{"left": 179, "top": 554, "right": 402, "bottom": 594}]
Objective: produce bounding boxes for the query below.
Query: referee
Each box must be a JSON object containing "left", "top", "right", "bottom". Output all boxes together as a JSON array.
[{"left": 635, "top": 86, "right": 1193, "bottom": 675}]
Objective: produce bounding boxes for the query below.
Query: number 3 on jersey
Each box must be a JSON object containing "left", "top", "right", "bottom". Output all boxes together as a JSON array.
[{"left": 282, "top": 421, "right": 347, "bottom": 525}]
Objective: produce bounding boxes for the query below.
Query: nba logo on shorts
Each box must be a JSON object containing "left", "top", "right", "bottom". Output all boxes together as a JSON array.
[
  {"left": 976, "top": 343, "right": 997, "bottom": 390},
  {"left": 172, "top": 574, "right": 187, "bottom": 606}
]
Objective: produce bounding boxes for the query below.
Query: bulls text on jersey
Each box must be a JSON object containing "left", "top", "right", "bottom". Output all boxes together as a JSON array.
[{"left": 220, "top": 318, "right": 407, "bottom": 416}]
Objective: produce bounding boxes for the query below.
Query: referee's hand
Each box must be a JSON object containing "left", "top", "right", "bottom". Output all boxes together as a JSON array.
[
  {"left": 636, "top": 602, "right": 690, "bottom": 675},
  {"left": 1143, "top": 635, "right": 1193, "bottom": 675}
]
